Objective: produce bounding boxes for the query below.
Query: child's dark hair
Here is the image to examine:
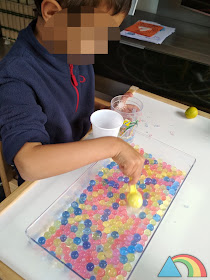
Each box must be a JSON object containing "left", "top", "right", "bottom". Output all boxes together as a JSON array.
[{"left": 34, "top": 0, "right": 132, "bottom": 17}]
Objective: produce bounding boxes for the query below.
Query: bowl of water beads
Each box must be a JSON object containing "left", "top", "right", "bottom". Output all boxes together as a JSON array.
[
  {"left": 111, "top": 95, "right": 143, "bottom": 143},
  {"left": 26, "top": 133, "right": 195, "bottom": 280}
]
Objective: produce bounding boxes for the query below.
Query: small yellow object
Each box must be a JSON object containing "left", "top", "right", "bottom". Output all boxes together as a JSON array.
[
  {"left": 127, "top": 184, "right": 143, "bottom": 208},
  {"left": 185, "top": 107, "right": 198, "bottom": 119}
]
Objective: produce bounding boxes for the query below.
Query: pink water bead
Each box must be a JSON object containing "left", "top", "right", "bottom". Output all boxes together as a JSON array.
[
  {"left": 122, "top": 270, "right": 127, "bottom": 277},
  {"left": 64, "top": 255, "right": 71, "bottom": 263},
  {"left": 136, "top": 228, "right": 144, "bottom": 235},
  {"left": 140, "top": 240, "right": 145, "bottom": 246},
  {"left": 141, "top": 234, "right": 148, "bottom": 241}
]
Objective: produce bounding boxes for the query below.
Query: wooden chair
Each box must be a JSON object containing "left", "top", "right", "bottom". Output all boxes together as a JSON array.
[{"left": 0, "top": 142, "right": 18, "bottom": 198}]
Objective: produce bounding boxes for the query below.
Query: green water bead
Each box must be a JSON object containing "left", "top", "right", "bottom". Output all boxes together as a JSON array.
[
  {"left": 67, "top": 207, "right": 74, "bottom": 214},
  {"left": 53, "top": 239, "right": 61, "bottom": 247},
  {"left": 54, "top": 220, "right": 61, "bottom": 229},
  {"left": 124, "top": 263, "right": 132, "bottom": 272},
  {"left": 94, "top": 214, "right": 101, "bottom": 221},
  {"left": 78, "top": 224, "right": 85, "bottom": 230},
  {"left": 44, "top": 231, "right": 51, "bottom": 239},
  {"left": 92, "top": 231, "right": 102, "bottom": 240},
  {"left": 55, "top": 247, "right": 63, "bottom": 255},
  {"left": 144, "top": 229, "right": 151, "bottom": 236},
  {"left": 116, "top": 276, "right": 124, "bottom": 280},
  {"left": 103, "top": 243, "right": 112, "bottom": 251},
  {"left": 146, "top": 214, "right": 153, "bottom": 220},
  {"left": 49, "top": 226, "right": 56, "bottom": 234},
  {"left": 76, "top": 230, "right": 83, "bottom": 238},
  {"left": 65, "top": 238, "right": 73, "bottom": 246},
  {"left": 127, "top": 253, "right": 135, "bottom": 262},
  {"left": 70, "top": 243, "right": 78, "bottom": 251},
  {"left": 150, "top": 219, "right": 156, "bottom": 226},
  {"left": 163, "top": 190, "right": 169, "bottom": 195}
]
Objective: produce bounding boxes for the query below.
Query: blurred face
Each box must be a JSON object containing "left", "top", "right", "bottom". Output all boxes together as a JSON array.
[{"left": 41, "top": 4, "right": 126, "bottom": 64}]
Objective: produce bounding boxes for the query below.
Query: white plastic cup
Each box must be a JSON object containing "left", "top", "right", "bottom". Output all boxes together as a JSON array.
[{"left": 90, "top": 109, "right": 124, "bottom": 138}]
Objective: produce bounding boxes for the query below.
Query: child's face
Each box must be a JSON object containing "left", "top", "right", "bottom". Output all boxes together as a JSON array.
[{"left": 41, "top": 3, "right": 126, "bottom": 64}]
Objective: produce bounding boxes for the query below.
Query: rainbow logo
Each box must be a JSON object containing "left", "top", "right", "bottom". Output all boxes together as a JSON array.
[{"left": 158, "top": 254, "right": 207, "bottom": 277}]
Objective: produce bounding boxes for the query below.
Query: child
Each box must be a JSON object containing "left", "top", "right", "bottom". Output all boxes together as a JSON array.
[{"left": 0, "top": 0, "right": 144, "bottom": 185}]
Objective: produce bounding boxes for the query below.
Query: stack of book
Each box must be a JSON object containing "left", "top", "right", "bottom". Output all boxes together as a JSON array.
[{"left": 0, "top": 0, "right": 35, "bottom": 42}]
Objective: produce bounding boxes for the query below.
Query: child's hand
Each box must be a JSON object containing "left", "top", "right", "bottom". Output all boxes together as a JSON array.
[{"left": 112, "top": 138, "right": 144, "bottom": 185}]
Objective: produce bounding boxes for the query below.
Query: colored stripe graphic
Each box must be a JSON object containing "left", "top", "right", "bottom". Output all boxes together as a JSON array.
[{"left": 172, "top": 255, "right": 207, "bottom": 277}]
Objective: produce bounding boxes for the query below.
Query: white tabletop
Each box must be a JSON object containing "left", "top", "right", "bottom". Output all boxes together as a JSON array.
[{"left": 0, "top": 92, "right": 210, "bottom": 280}]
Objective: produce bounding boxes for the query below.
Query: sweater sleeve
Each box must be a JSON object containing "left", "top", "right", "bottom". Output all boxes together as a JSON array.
[{"left": 0, "top": 80, "right": 50, "bottom": 164}]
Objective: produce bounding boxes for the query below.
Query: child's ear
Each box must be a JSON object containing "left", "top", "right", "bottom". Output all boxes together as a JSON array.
[{"left": 41, "top": 0, "right": 62, "bottom": 22}]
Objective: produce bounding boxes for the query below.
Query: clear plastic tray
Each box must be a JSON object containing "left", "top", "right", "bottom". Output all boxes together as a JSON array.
[{"left": 26, "top": 131, "right": 195, "bottom": 280}]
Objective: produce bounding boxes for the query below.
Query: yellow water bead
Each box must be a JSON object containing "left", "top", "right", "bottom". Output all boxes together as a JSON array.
[
  {"left": 166, "top": 196, "right": 172, "bottom": 202},
  {"left": 87, "top": 196, "right": 93, "bottom": 201},
  {"left": 102, "top": 174, "right": 108, "bottom": 179},
  {"left": 44, "top": 231, "right": 51, "bottom": 239},
  {"left": 105, "top": 250, "right": 113, "bottom": 258},
  {"left": 109, "top": 197, "right": 116, "bottom": 203},
  {"left": 97, "top": 252, "right": 106, "bottom": 260},
  {"left": 68, "top": 218, "right": 75, "bottom": 225},
  {"left": 107, "top": 237, "right": 115, "bottom": 244},
  {"left": 134, "top": 144, "right": 139, "bottom": 150},
  {"left": 106, "top": 201, "right": 112, "bottom": 207},
  {"left": 94, "top": 214, "right": 101, "bottom": 221},
  {"left": 53, "top": 239, "right": 61, "bottom": 247},
  {"left": 92, "top": 191, "right": 98, "bottom": 198},
  {"left": 167, "top": 172, "right": 173, "bottom": 177},
  {"left": 94, "top": 267, "right": 100, "bottom": 274},
  {"left": 157, "top": 210, "right": 164, "bottom": 217},
  {"left": 182, "top": 170, "right": 187, "bottom": 176},
  {"left": 163, "top": 200, "right": 169, "bottom": 207},
  {"left": 160, "top": 185, "right": 166, "bottom": 190},
  {"left": 153, "top": 202, "right": 159, "bottom": 208},
  {"left": 55, "top": 247, "right": 63, "bottom": 255},
  {"left": 119, "top": 200, "right": 126, "bottom": 206},
  {"left": 150, "top": 197, "right": 156, "bottom": 202},
  {"left": 144, "top": 229, "right": 151, "bottom": 236},
  {"left": 146, "top": 214, "right": 153, "bottom": 220},
  {"left": 147, "top": 170, "right": 153, "bottom": 176},
  {"left": 74, "top": 215, "right": 82, "bottom": 222},
  {"left": 86, "top": 205, "right": 92, "bottom": 210},
  {"left": 98, "top": 189, "right": 104, "bottom": 195},
  {"left": 79, "top": 204, "right": 85, "bottom": 210},
  {"left": 144, "top": 208, "right": 150, "bottom": 214},
  {"left": 70, "top": 243, "right": 78, "bottom": 251},
  {"left": 127, "top": 218, "right": 134, "bottom": 225},
  {"left": 156, "top": 174, "right": 162, "bottom": 179},
  {"left": 116, "top": 221, "right": 123, "bottom": 227},
  {"left": 107, "top": 267, "right": 117, "bottom": 276},
  {"left": 113, "top": 193, "right": 119, "bottom": 199},
  {"left": 150, "top": 219, "right": 156, "bottom": 226},
  {"left": 104, "top": 227, "right": 112, "bottom": 234},
  {"left": 82, "top": 214, "right": 89, "bottom": 220},
  {"left": 124, "top": 224, "right": 130, "bottom": 230},
  {"left": 123, "top": 263, "right": 132, "bottom": 272},
  {"left": 100, "top": 200, "right": 106, "bottom": 206},
  {"left": 91, "top": 225, "right": 98, "bottom": 232},
  {"left": 103, "top": 221, "right": 110, "bottom": 227},
  {"left": 103, "top": 243, "right": 112, "bottom": 251},
  {"left": 116, "top": 275, "right": 124, "bottom": 280},
  {"left": 118, "top": 228, "right": 124, "bottom": 235},
  {"left": 161, "top": 172, "right": 167, "bottom": 177},
  {"left": 160, "top": 204, "right": 167, "bottom": 210},
  {"left": 103, "top": 276, "right": 110, "bottom": 280},
  {"left": 144, "top": 165, "right": 150, "bottom": 170}
]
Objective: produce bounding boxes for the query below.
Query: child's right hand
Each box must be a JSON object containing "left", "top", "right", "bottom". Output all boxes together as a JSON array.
[{"left": 112, "top": 138, "right": 145, "bottom": 185}]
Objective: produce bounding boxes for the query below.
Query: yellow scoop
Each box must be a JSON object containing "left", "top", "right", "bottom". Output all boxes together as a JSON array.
[{"left": 127, "top": 184, "right": 143, "bottom": 208}]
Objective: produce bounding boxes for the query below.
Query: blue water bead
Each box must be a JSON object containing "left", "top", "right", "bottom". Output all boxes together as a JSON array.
[
  {"left": 79, "top": 198, "right": 85, "bottom": 204},
  {"left": 124, "top": 177, "right": 130, "bottom": 183},
  {"left": 108, "top": 180, "right": 115, "bottom": 187},
  {"left": 66, "top": 263, "right": 72, "bottom": 269},
  {"left": 96, "top": 245, "right": 104, "bottom": 252},
  {"left": 118, "top": 176, "right": 124, "bottom": 182},
  {"left": 143, "top": 192, "right": 150, "bottom": 199},
  {"left": 80, "top": 193, "right": 87, "bottom": 200},
  {"left": 74, "top": 237, "right": 81, "bottom": 245},
  {"left": 120, "top": 193, "right": 126, "bottom": 200},
  {"left": 139, "top": 184, "right": 146, "bottom": 190},
  {"left": 148, "top": 154, "right": 152, "bottom": 158},
  {"left": 101, "top": 215, "right": 108, "bottom": 222},
  {"left": 143, "top": 199, "right": 148, "bottom": 207},
  {"left": 128, "top": 245, "right": 136, "bottom": 253},
  {"left": 139, "top": 212, "right": 146, "bottom": 219},
  {"left": 112, "top": 202, "right": 119, "bottom": 210},
  {"left": 60, "top": 234, "right": 67, "bottom": 242},
  {"left": 111, "top": 231, "right": 119, "bottom": 239},
  {"left": 164, "top": 176, "right": 170, "bottom": 182},
  {"left": 50, "top": 251, "right": 56, "bottom": 256},
  {"left": 95, "top": 230, "right": 102, "bottom": 238},
  {"left": 83, "top": 241, "right": 91, "bottom": 250},
  {"left": 62, "top": 211, "right": 70, "bottom": 219},
  {"left": 154, "top": 160, "right": 158, "bottom": 164},
  {"left": 110, "top": 161, "right": 116, "bottom": 166},
  {"left": 61, "top": 218, "right": 68, "bottom": 225},
  {"left": 131, "top": 240, "right": 137, "bottom": 246},
  {"left": 83, "top": 228, "right": 91, "bottom": 235},
  {"left": 169, "top": 189, "right": 176, "bottom": 196},
  {"left": 171, "top": 181, "right": 180, "bottom": 190},
  {"left": 71, "top": 201, "right": 79, "bottom": 208},
  {"left": 107, "top": 164, "right": 112, "bottom": 170},
  {"left": 38, "top": 237, "right": 46, "bottom": 245},
  {"left": 84, "top": 219, "right": 92, "bottom": 228},
  {"left": 158, "top": 200, "right": 163, "bottom": 205},
  {"left": 153, "top": 214, "right": 161, "bottom": 222},
  {"left": 107, "top": 192, "right": 113, "bottom": 198},
  {"left": 151, "top": 179, "right": 157, "bottom": 185},
  {"left": 74, "top": 208, "right": 82, "bottom": 215},
  {"left": 120, "top": 255, "right": 128, "bottom": 264},
  {"left": 135, "top": 244, "right": 143, "bottom": 253},
  {"left": 92, "top": 205, "right": 98, "bottom": 210},
  {"left": 90, "top": 180, "right": 96, "bottom": 186},
  {"left": 145, "top": 178, "right": 152, "bottom": 185},
  {"left": 120, "top": 247, "right": 128, "bottom": 255},
  {"left": 87, "top": 185, "right": 93, "bottom": 192},
  {"left": 144, "top": 159, "right": 149, "bottom": 165},
  {"left": 147, "top": 224, "right": 154, "bottom": 231},
  {"left": 133, "top": 233, "right": 141, "bottom": 242},
  {"left": 90, "top": 276, "right": 96, "bottom": 280},
  {"left": 71, "top": 225, "right": 78, "bottom": 232},
  {"left": 166, "top": 186, "right": 171, "bottom": 191},
  {"left": 71, "top": 251, "right": 79, "bottom": 259},
  {"left": 170, "top": 178, "right": 175, "bottom": 183},
  {"left": 82, "top": 234, "right": 89, "bottom": 242},
  {"left": 99, "top": 260, "right": 107, "bottom": 269},
  {"left": 86, "top": 263, "right": 94, "bottom": 271},
  {"left": 103, "top": 179, "right": 109, "bottom": 183},
  {"left": 114, "top": 183, "right": 119, "bottom": 189},
  {"left": 137, "top": 180, "right": 140, "bottom": 186},
  {"left": 98, "top": 171, "right": 104, "bottom": 177},
  {"left": 104, "top": 209, "right": 111, "bottom": 216}
]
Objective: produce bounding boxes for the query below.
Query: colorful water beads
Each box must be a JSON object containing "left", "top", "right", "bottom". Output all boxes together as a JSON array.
[{"left": 37, "top": 145, "right": 186, "bottom": 280}]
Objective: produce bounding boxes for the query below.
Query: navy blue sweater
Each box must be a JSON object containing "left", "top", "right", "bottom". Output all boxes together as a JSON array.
[{"left": 0, "top": 20, "right": 95, "bottom": 177}]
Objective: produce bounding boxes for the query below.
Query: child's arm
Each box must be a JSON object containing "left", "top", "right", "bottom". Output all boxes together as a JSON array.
[{"left": 14, "top": 137, "right": 144, "bottom": 184}]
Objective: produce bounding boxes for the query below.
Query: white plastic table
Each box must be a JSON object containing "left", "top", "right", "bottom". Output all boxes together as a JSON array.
[{"left": 0, "top": 88, "right": 210, "bottom": 280}]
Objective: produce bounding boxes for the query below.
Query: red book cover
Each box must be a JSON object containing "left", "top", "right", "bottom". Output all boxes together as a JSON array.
[{"left": 125, "top": 21, "right": 163, "bottom": 37}]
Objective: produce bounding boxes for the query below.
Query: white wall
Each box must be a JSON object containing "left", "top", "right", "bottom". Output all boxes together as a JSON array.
[{"left": 137, "top": 0, "right": 159, "bottom": 14}]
